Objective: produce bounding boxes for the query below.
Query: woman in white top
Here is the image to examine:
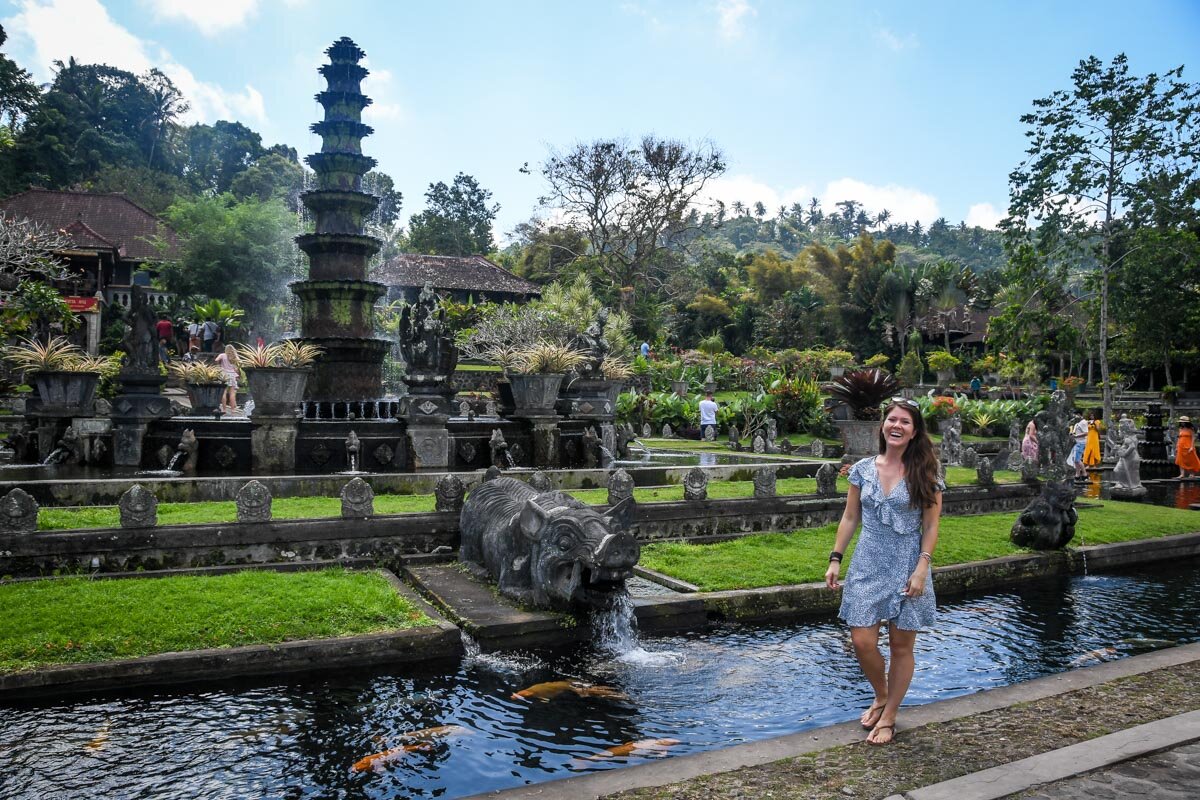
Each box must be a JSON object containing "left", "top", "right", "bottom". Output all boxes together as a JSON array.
[{"left": 214, "top": 344, "right": 240, "bottom": 414}]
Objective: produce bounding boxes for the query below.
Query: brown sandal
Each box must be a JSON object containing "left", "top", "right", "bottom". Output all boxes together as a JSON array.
[
  {"left": 867, "top": 723, "right": 896, "bottom": 745},
  {"left": 860, "top": 702, "right": 886, "bottom": 729}
]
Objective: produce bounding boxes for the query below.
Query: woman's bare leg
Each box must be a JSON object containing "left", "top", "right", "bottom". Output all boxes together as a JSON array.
[
  {"left": 850, "top": 625, "right": 888, "bottom": 724},
  {"left": 868, "top": 627, "right": 918, "bottom": 744}
]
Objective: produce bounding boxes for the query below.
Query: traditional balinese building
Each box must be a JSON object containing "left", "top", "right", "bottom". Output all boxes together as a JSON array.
[
  {"left": 0, "top": 188, "right": 183, "bottom": 352},
  {"left": 372, "top": 253, "right": 541, "bottom": 305}
]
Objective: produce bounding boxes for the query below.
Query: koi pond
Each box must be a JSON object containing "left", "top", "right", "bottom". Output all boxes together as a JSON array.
[{"left": 3, "top": 560, "right": 1197, "bottom": 799}]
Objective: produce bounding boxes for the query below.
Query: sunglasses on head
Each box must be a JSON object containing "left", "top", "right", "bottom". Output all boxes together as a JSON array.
[{"left": 888, "top": 396, "right": 920, "bottom": 410}]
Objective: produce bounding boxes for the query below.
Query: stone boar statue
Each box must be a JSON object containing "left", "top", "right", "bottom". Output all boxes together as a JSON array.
[
  {"left": 459, "top": 477, "right": 639, "bottom": 610},
  {"left": 1010, "top": 479, "right": 1078, "bottom": 550}
]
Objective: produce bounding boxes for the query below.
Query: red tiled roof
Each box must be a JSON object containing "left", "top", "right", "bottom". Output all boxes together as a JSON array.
[
  {"left": 61, "top": 220, "right": 117, "bottom": 251},
  {"left": 372, "top": 253, "right": 540, "bottom": 296},
  {"left": 0, "top": 188, "right": 182, "bottom": 261}
]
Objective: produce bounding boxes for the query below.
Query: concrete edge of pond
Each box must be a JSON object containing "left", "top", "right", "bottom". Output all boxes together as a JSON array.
[
  {"left": 457, "top": 642, "right": 1200, "bottom": 800},
  {"left": 0, "top": 567, "right": 464, "bottom": 700}
]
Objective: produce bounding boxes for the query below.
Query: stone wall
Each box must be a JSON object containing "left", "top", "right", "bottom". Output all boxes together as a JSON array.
[{"left": 0, "top": 483, "right": 1037, "bottom": 576}]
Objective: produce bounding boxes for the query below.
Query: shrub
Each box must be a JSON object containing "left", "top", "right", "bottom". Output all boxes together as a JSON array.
[
  {"left": 926, "top": 350, "right": 962, "bottom": 373},
  {"left": 767, "top": 376, "right": 828, "bottom": 435},
  {"left": 898, "top": 350, "right": 923, "bottom": 387},
  {"left": 828, "top": 368, "right": 900, "bottom": 421}
]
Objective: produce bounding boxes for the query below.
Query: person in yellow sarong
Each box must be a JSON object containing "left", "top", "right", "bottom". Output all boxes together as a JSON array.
[
  {"left": 1081, "top": 415, "right": 1102, "bottom": 468},
  {"left": 1176, "top": 416, "right": 1200, "bottom": 479}
]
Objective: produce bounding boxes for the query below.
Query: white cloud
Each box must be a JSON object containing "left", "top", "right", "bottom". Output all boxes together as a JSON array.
[
  {"left": 620, "top": 2, "right": 666, "bottom": 30},
  {"left": 715, "top": 0, "right": 756, "bottom": 40},
  {"left": 699, "top": 174, "right": 812, "bottom": 215},
  {"left": 821, "top": 178, "right": 939, "bottom": 226},
  {"left": 147, "top": 0, "right": 259, "bottom": 36},
  {"left": 4, "top": 0, "right": 266, "bottom": 124},
  {"left": 874, "top": 27, "right": 918, "bottom": 52},
  {"left": 361, "top": 62, "right": 403, "bottom": 123},
  {"left": 699, "top": 175, "right": 940, "bottom": 226},
  {"left": 966, "top": 202, "right": 1003, "bottom": 229}
]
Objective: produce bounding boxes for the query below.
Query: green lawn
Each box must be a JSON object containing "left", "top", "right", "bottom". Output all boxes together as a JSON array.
[
  {"left": 639, "top": 500, "right": 1200, "bottom": 591},
  {"left": 0, "top": 567, "right": 434, "bottom": 673},
  {"left": 36, "top": 467, "right": 1015, "bottom": 530}
]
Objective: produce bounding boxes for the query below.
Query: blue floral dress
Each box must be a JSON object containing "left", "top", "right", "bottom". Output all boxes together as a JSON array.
[{"left": 838, "top": 457, "right": 942, "bottom": 631}]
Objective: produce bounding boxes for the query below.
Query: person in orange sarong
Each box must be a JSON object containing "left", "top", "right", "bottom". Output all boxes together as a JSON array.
[
  {"left": 1176, "top": 416, "right": 1200, "bottom": 479},
  {"left": 1081, "top": 415, "right": 1102, "bottom": 468}
]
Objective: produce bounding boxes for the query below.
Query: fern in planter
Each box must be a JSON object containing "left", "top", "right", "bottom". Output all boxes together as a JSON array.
[{"left": 828, "top": 368, "right": 900, "bottom": 420}]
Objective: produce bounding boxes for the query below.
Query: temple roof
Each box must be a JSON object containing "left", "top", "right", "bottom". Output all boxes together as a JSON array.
[
  {"left": 0, "top": 188, "right": 182, "bottom": 261},
  {"left": 373, "top": 253, "right": 541, "bottom": 297}
]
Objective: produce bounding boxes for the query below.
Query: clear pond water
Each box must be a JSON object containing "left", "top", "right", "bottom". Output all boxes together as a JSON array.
[{"left": 3, "top": 561, "right": 1198, "bottom": 799}]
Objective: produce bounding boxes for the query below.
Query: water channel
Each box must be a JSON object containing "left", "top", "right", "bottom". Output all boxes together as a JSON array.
[{"left": 2, "top": 560, "right": 1197, "bottom": 799}]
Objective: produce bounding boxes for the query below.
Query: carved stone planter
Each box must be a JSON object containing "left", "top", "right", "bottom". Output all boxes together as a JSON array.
[
  {"left": 671, "top": 379, "right": 689, "bottom": 398},
  {"left": 244, "top": 367, "right": 309, "bottom": 418},
  {"left": 558, "top": 378, "right": 623, "bottom": 420},
  {"left": 185, "top": 382, "right": 225, "bottom": 416},
  {"left": 508, "top": 373, "right": 564, "bottom": 417},
  {"left": 936, "top": 370, "right": 954, "bottom": 386},
  {"left": 27, "top": 370, "right": 100, "bottom": 416},
  {"left": 834, "top": 418, "right": 880, "bottom": 458}
]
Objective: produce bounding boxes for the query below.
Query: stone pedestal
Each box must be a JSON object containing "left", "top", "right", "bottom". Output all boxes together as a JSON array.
[
  {"left": 531, "top": 420, "right": 560, "bottom": 469},
  {"left": 406, "top": 425, "right": 449, "bottom": 470},
  {"left": 110, "top": 372, "right": 171, "bottom": 467},
  {"left": 112, "top": 422, "right": 150, "bottom": 467},
  {"left": 251, "top": 416, "right": 300, "bottom": 473}
]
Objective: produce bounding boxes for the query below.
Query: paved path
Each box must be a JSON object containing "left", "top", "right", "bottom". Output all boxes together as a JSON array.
[{"left": 1009, "top": 741, "right": 1200, "bottom": 800}]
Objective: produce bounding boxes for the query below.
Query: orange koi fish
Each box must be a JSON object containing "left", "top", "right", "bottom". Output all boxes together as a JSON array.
[
  {"left": 351, "top": 724, "right": 470, "bottom": 772},
  {"left": 585, "top": 737, "right": 681, "bottom": 760},
  {"left": 511, "top": 680, "right": 628, "bottom": 702}
]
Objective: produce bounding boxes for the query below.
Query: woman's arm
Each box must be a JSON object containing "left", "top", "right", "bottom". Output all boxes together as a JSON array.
[
  {"left": 824, "top": 484, "right": 861, "bottom": 589},
  {"left": 906, "top": 491, "right": 942, "bottom": 596}
]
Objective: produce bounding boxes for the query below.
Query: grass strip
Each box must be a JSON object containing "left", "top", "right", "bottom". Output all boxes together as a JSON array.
[
  {"left": 35, "top": 467, "right": 1013, "bottom": 530},
  {"left": 639, "top": 500, "right": 1200, "bottom": 591},
  {"left": 39, "top": 493, "right": 437, "bottom": 530},
  {"left": 0, "top": 567, "right": 433, "bottom": 673}
]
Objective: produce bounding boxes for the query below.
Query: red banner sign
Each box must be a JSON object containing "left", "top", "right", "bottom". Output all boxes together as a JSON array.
[{"left": 65, "top": 296, "right": 98, "bottom": 312}]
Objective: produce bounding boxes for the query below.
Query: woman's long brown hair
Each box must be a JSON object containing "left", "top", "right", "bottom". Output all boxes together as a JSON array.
[{"left": 877, "top": 401, "right": 941, "bottom": 509}]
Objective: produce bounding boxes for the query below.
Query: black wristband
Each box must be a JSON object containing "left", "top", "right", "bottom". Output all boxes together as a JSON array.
[{"left": 829, "top": 551, "right": 843, "bottom": 563}]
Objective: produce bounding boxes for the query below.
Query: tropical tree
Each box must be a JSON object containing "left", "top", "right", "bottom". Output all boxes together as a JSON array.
[
  {"left": 539, "top": 135, "right": 725, "bottom": 314},
  {"left": 1002, "top": 53, "right": 1199, "bottom": 423},
  {"left": 158, "top": 194, "right": 295, "bottom": 325},
  {"left": 407, "top": 172, "right": 498, "bottom": 256}
]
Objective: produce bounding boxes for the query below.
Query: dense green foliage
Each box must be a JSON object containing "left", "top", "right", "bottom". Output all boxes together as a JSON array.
[{"left": 0, "top": 568, "right": 433, "bottom": 672}]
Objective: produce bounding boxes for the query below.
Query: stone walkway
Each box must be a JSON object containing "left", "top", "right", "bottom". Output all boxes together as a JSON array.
[
  {"left": 1012, "top": 741, "right": 1200, "bottom": 800},
  {"left": 464, "top": 643, "right": 1200, "bottom": 800}
]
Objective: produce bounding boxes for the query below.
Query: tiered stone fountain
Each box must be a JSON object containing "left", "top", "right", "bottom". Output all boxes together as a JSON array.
[{"left": 293, "top": 37, "right": 390, "bottom": 408}]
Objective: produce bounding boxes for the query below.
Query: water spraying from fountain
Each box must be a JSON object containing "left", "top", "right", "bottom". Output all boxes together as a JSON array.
[
  {"left": 40, "top": 447, "right": 69, "bottom": 466},
  {"left": 592, "top": 591, "right": 683, "bottom": 667}
]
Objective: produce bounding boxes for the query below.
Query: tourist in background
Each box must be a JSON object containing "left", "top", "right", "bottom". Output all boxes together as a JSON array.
[
  {"left": 1082, "top": 411, "right": 1102, "bottom": 472},
  {"left": 969, "top": 375, "right": 982, "bottom": 399},
  {"left": 201, "top": 319, "right": 218, "bottom": 353},
  {"left": 825, "top": 397, "right": 943, "bottom": 746},
  {"left": 187, "top": 319, "right": 202, "bottom": 352},
  {"left": 215, "top": 344, "right": 240, "bottom": 414},
  {"left": 698, "top": 391, "right": 719, "bottom": 439},
  {"left": 1021, "top": 419, "right": 1039, "bottom": 463},
  {"left": 1068, "top": 413, "right": 1088, "bottom": 480},
  {"left": 1175, "top": 416, "right": 1199, "bottom": 479}
]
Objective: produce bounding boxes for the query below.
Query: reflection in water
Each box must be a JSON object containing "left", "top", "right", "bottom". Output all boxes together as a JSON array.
[
  {"left": 1, "top": 562, "right": 1198, "bottom": 799},
  {"left": 1081, "top": 472, "right": 1200, "bottom": 508}
]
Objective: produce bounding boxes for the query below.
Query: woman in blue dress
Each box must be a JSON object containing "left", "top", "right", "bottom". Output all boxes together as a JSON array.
[{"left": 824, "top": 397, "right": 943, "bottom": 745}]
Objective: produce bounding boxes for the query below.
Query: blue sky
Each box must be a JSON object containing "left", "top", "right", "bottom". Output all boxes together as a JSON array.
[{"left": 4, "top": 0, "right": 1198, "bottom": 239}]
